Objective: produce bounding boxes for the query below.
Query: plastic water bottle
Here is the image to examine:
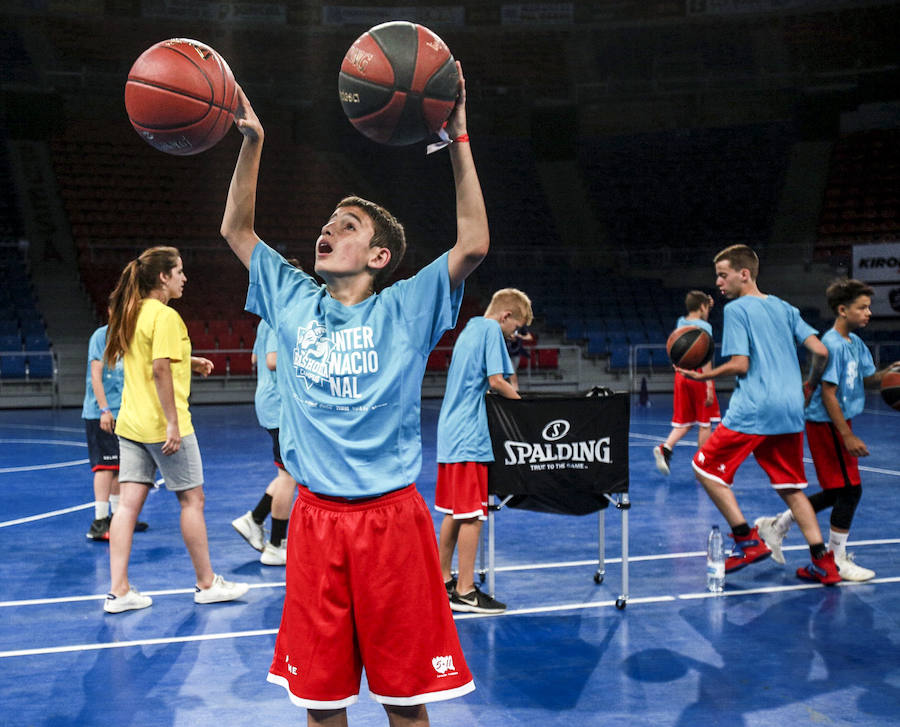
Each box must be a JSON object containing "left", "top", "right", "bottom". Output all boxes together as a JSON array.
[{"left": 707, "top": 525, "right": 725, "bottom": 593}]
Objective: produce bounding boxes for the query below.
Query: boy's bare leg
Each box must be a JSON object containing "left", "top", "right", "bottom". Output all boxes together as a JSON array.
[
  {"left": 385, "top": 704, "right": 429, "bottom": 727},
  {"left": 308, "top": 708, "right": 348, "bottom": 727},
  {"left": 778, "top": 488, "right": 825, "bottom": 546},
  {"left": 456, "top": 518, "right": 483, "bottom": 594},
  {"left": 438, "top": 515, "right": 460, "bottom": 583},
  {"left": 663, "top": 426, "right": 688, "bottom": 452},
  {"left": 270, "top": 469, "right": 296, "bottom": 522},
  {"left": 696, "top": 473, "right": 746, "bottom": 528},
  {"left": 697, "top": 425, "right": 713, "bottom": 448}
]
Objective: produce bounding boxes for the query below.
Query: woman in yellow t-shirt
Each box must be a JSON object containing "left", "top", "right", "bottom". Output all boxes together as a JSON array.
[{"left": 101, "top": 246, "right": 248, "bottom": 613}]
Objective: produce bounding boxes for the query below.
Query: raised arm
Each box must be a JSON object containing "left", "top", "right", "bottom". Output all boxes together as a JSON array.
[
  {"left": 445, "top": 63, "right": 490, "bottom": 290},
  {"left": 220, "top": 85, "right": 264, "bottom": 270}
]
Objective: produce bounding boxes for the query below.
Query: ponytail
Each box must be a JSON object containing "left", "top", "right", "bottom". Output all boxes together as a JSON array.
[{"left": 104, "top": 246, "right": 180, "bottom": 366}]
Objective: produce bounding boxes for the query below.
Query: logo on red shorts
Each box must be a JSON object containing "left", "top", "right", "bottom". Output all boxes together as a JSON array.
[{"left": 432, "top": 655, "right": 458, "bottom": 676}]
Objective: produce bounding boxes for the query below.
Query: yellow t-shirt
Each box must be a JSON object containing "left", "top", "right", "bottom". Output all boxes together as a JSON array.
[{"left": 115, "top": 298, "right": 194, "bottom": 443}]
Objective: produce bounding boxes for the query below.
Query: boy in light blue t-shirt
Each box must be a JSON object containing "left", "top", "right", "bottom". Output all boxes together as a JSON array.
[
  {"left": 678, "top": 244, "right": 840, "bottom": 585},
  {"left": 435, "top": 288, "right": 532, "bottom": 614},
  {"left": 755, "top": 279, "right": 900, "bottom": 581},
  {"left": 221, "top": 68, "right": 486, "bottom": 725}
]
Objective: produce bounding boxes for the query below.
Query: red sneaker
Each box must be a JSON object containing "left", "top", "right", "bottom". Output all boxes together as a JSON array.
[
  {"left": 796, "top": 550, "right": 841, "bottom": 585},
  {"left": 725, "top": 526, "right": 772, "bottom": 573}
]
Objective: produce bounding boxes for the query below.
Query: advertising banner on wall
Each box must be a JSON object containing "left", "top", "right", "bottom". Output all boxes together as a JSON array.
[{"left": 852, "top": 242, "right": 900, "bottom": 318}]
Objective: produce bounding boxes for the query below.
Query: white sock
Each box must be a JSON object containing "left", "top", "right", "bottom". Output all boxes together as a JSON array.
[
  {"left": 109, "top": 495, "right": 120, "bottom": 514},
  {"left": 828, "top": 530, "right": 849, "bottom": 558},
  {"left": 94, "top": 501, "right": 110, "bottom": 520},
  {"left": 774, "top": 509, "right": 794, "bottom": 537}
]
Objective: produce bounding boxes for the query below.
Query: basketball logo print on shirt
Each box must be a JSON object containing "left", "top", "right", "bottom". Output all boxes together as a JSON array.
[
  {"left": 292, "top": 320, "right": 381, "bottom": 399},
  {"left": 293, "top": 320, "right": 335, "bottom": 389}
]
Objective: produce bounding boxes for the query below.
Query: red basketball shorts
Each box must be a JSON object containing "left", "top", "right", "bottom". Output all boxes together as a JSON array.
[
  {"left": 267, "top": 484, "right": 474, "bottom": 709},
  {"left": 434, "top": 462, "right": 488, "bottom": 520},
  {"left": 672, "top": 373, "right": 720, "bottom": 428},
  {"left": 692, "top": 425, "right": 807, "bottom": 489},
  {"left": 806, "top": 419, "right": 861, "bottom": 489}
]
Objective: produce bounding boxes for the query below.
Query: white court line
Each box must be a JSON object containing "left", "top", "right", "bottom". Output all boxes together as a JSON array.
[
  {"left": 0, "top": 438, "right": 86, "bottom": 447},
  {"left": 3, "top": 577, "right": 900, "bottom": 657},
  {"left": 0, "top": 502, "right": 94, "bottom": 528},
  {"left": 0, "top": 438, "right": 89, "bottom": 474},
  {"left": 3, "top": 540, "right": 898, "bottom": 607},
  {"left": 0, "top": 581, "right": 285, "bottom": 608},
  {"left": 0, "top": 459, "right": 90, "bottom": 474},
  {"left": 629, "top": 431, "right": 900, "bottom": 476},
  {"left": 0, "top": 629, "right": 279, "bottom": 658},
  {"left": 0, "top": 424, "right": 86, "bottom": 433}
]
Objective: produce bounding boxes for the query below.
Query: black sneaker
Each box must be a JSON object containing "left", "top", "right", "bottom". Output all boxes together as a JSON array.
[
  {"left": 86, "top": 516, "right": 111, "bottom": 541},
  {"left": 444, "top": 577, "right": 457, "bottom": 597},
  {"left": 450, "top": 587, "right": 506, "bottom": 614}
]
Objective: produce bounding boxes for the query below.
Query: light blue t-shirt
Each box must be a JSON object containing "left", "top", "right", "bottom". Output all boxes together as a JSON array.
[
  {"left": 720, "top": 295, "right": 817, "bottom": 435},
  {"left": 437, "top": 317, "right": 515, "bottom": 463},
  {"left": 253, "top": 319, "right": 281, "bottom": 430},
  {"left": 805, "top": 328, "right": 876, "bottom": 423},
  {"left": 246, "top": 241, "right": 463, "bottom": 498},
  {"left": 81, "top": 325, "right": 124, "bottom": 419},
  {"left": 676, "top": 316, "right": 713, "bottom": 338}
]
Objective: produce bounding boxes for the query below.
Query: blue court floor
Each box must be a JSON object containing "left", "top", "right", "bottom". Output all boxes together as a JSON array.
[{"left": 1, "top": 392, "right": 898, "bottom": 726}]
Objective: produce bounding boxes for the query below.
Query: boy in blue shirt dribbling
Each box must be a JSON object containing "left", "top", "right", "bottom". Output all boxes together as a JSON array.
[{"left": 678, "top": 244, "right": 840, "bottom": 585}]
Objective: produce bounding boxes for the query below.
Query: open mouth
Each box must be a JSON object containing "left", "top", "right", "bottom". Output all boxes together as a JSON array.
[{"left": 317, "top": 240, "right": 333, "bottom": 256}]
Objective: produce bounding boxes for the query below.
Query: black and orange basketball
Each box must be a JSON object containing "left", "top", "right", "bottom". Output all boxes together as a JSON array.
[
  {"left": 667, "top": 326, "right": 713, "bottom": 369},
  {"left": 338, "top": 21, "right": 459, "bottom": 146},
  {"left": 881, "top": 365, "right": 900, "bottom": 411},
  {"left": 125, "top": 38, "right": 238, "bottom": 155}
]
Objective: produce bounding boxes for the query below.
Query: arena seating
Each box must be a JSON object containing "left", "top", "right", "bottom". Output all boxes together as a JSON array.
[{"left": 815, "top": 129, "right": 900, "bottom": 262}]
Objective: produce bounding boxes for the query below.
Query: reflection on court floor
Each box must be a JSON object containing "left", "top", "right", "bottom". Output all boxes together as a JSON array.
[{"left": 1, "top": 397, "right": 898, "bottom": 726}]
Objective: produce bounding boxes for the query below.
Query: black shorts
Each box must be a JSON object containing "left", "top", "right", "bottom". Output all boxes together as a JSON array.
[
  {"left": 84, "top": 419, "right": 119, "bottom": 472},
  {"left": 267, "top": 428, "right": 284, "bottom": 469}
]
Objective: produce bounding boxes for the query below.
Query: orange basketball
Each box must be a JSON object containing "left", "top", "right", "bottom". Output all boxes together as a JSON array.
[
  {"left": 125, "top": 38, "right": 238, "bottom": 155},
  {"left": 881, "top": 365, "right": 900, "bottom": 411},
  {"left": 666, "top": 326, "right": 713, "bottom": 369}
]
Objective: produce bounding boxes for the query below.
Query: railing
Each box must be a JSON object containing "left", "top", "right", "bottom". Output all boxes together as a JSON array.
[
  {"left": 0, "top": 349, "right": 60, "bottom": 406},
  {"left": 426, "top": 344, "right": 584, "bottom": 393}
]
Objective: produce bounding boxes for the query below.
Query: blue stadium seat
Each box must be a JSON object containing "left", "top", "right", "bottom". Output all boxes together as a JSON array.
[
  {"left": 27, "top": 354, "right": 54, "bottom": 379},
  {"left": 608, "top": 345, "right": 630, "bottom": 371},
  {"left": 0, "top": 355, "right": 26, "bottom": 378}
]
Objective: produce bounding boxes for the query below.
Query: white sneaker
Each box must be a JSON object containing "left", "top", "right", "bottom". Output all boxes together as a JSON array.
[
  {"left": 232, "top": 511, "right": 265, "bottom": 552},
  {"left": 653, "top": 445, "right": 672, "bottom": 476},
  {"left": 104, "top": 585, "right": 152, "bottom": 613},
  {"left": 260, "top": 539, "right": 287, "bottom": 566},
  {"left": 834, "top": 552, "right": 875, "bottom": 582},
  {"left": 194, "top": 574, "right": 250, "bottom": 604},
  {"left": 754, "top": 516, "right": 785, "bottom": 565}
]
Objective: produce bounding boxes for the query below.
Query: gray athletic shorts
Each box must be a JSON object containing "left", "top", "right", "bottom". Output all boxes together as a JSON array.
[{"left": 117, "top": 433, "right": 204, "bottom": 491}]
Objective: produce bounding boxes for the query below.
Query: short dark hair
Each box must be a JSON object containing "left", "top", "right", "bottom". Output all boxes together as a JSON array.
[
  {"left": 714, "top": 244, "right": 759, "bottom": 280},
  {"left": 685, "top": 290, "right": 712, "bottom": 313},
  {"left": 337, "top": 196, "right": 406, "bottom": 287},
  {"left": 826, "top": 278, "right": 873, "bottom": 314}
]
